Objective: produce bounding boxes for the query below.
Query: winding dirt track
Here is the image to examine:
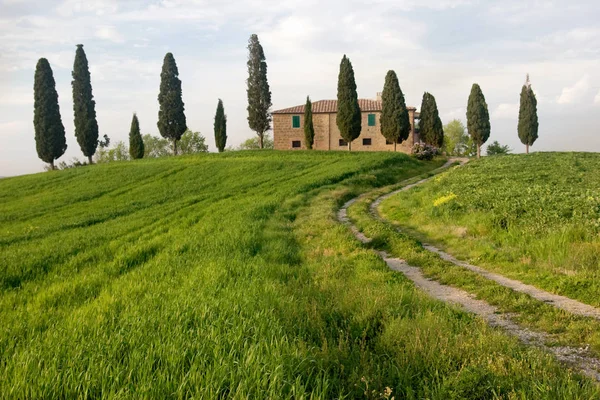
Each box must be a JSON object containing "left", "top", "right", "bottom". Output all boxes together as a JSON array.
[{"left": 337, "top": 159, "right": 600, "bottom": 381}]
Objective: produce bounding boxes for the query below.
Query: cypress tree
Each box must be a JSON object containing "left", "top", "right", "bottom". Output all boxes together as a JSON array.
[
  {"left": 72, "top": 44, "right": 99, "bottom": 164},
  {"left": 304, "top": 96, "right": 314, "bottom": 149},
  {"left": 380, "top": 70, "right": 410, "bottom": 152},
  {"left": 157, "top": 52, "right": 187, "bottom": 155},
  {"left": 336, "top": 55, "right": 361, "bottom": 151},
  {"left": 419, "top": 92, "right": 444, "bottom": 148},
  {"left": 246, "top": 34, "right": 272, "bottom": 149},
  {"left": 34, "top": 58, "right": 67, "bottom": 170},
  {"left": 129, "top": 113, "right": 144, "bottom": 159},
  {"left": 518, "top": 74, "right": 539, "bottom": 154},
  {"left": 466, "top": 83, "right": 490, "bottom": 159},
  {"left": 214, "top": 99, "right": 227, "bottom": 153}
]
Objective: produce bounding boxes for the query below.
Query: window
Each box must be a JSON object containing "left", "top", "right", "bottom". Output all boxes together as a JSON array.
[
  {"left": 362, "top": 138, "right": 372, "bottom": 146},
  {"left": 292, "top": 140, "right": 301, "bottom": 148},
  {"left": 339, "top": 139, "right": 348, "bottom": 146},
  {"left": 292, "top": 115, "right": 301, "bottom": 128},
  {"left": 368, "top": 113, "right": 376, "bottom": 126}
]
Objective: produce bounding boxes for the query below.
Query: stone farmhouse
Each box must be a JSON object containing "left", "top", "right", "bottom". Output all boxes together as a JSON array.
[{"left": 272, "top": 94, "right": 419, "bottom": 153}]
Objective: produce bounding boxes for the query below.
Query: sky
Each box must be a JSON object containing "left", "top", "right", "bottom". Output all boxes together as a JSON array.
[{"left": 1, "top": 0, "right": 599, "bottom": 176}]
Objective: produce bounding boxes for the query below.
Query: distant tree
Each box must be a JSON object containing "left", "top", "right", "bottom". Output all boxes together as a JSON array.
[
  {"left": 214, "top": 99, "right": 227, "bottom": 152},
  {"left": 486, "top": 140, "right": 511, "bottom": 156},
  {"left": 419, "top": 92, "right": 444, "bottom": 148},
  {"left": 380, "top": 70, "right": 410, "bottom": 152},
  {"left": 95, "top": 141, "right": 129, "bottom": 163},
  {"left": 129, "top": 113, "right": 144, "bottom": 159},
  {"left": 443, "top": 119, "right": 477, "bottom": 157},
  {"left": 179, "top": 129, "right": 209, "bottom": 154},
  {"left": 34, "top": 58, "right": 67, "bottom": 170},
  {"left": 336, "top": 55, "right": 361, "bottom": 151},
  {"left": 518, "top": 74, "right": 539, "bottom": 154},
  {"left": 304, "top": 96, "right": 315, "bottom": 149},
  {"left": 72, "top": 44, "right": 99, "bottom": 164},
  {"left": 246, "top": 34, "right": 272, "bottom": 149},
  {"left": 142, "top": 134, "right": 171, "bottom": 158},
  {"left": 466, "top": 83, "right": 491, "bottom": 159},
  {"left": 158, "top": 52, "right": 187, "bottom": 155},
  {"left": 238, "top": 134, "right": 274, "bottom": 150}
]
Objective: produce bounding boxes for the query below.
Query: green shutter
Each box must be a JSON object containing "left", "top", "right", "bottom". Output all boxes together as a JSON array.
[
  {"left": 292, "top": 115, "right": 300, "bottom": 128},
  {"left": 368, "top": 114, "right": 376, "bottom": 126}
]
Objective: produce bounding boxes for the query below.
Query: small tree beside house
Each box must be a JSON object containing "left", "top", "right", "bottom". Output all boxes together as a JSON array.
[
  {"left": 380, "top": 70, "right": 410, "bottom": 151},
  {"left": 304, "top": 96, "right": 315, "bottom": 149},
  {"left": 336, "top": 55, "right": 361, "bottom": 151},
  {"left": 419, "top": 92, "right": 444, "bottom": 148}
]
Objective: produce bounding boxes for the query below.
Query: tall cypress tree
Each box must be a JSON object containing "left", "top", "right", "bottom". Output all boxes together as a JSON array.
[
  {"left": 129, "top": 113, "right": 144, "bottom": 159},
  {"left": 246, "top": 34, "right": 272, "bottom": 149},
  {"left": 304, "top": 96, "right": 314, "bottom": 149},
  {"left": 157, "top": 52, "right": 187, "bottom": 155},
  {"left": 336, "top": 55, "right": 361, "bottom": 151},
  {"left": 72, "top": 44, "right": 99, "bottom": 164},
  {"left": 518, "top": 74, "right": 539, "bottom": 154},
  {"left": 380, "top": 70, "right": 410, "bottom": 152},
  {"left": 419, "top": 92, "right": 444, "bottom": 148},
  {"left": 214, "top": 99, "right": 227, "bottom": 153},
  {"left": 466, "top": 83, "right": 490, "bottom": 159},
  {"left": 34, "top": 58, "right": 67, "bottom": 170}
]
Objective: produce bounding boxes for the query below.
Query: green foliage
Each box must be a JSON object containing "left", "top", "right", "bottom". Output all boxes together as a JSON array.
[
  {"left": 443, "top": 119, "right": 468, "bottom": 156},
  {"left": 304, "top": 96, "right": 315, "bottom": 149},
  {"left": 238, "top": 134, "right": 274, "bottom": 150},
  {"left": 486, "top": 140, "right": 511, "bottom": 156},
  {"left": 466, "top": 84, "right": 490, "bottom": 158},
  {"left": 518, "top": 76, "right": 539, "bottom": 153},
  {"left": 1, "top": 152, "right": 594, "bottom": 398},
  {"left": 179, "top": 129, "right": 208, "bottom": 154},
  {"left": 419, "top": 92, "right": 444, "bottom": 147},
  {"left": 157, "top": 52, "right": 187, "bottom": 155},
  {"left": 142, "top": 134, "right": 171, "bottom": 158},
  {"left": 95, "top": 140, "right": 130, "bottom": 163},
  {"left": 129, "top": 114, "right": 144, "bottom": 160},
  {"left": 336, "top": 55, "right": 361, "bottom": 150},
  {"left": 33, "top": 58, "right": 67, "bottom": 169},
  {"left": 214, "top": 99, "right": 227, "bottom": 153},
  {"left": 72, "top": 44, "right": 99, "bottom": 164},
  {"left": 246, "top": 34, "right": 272, "bottom": 148},
  {"left": 380, "top": 70, "right": 410, "bottom": 151}
]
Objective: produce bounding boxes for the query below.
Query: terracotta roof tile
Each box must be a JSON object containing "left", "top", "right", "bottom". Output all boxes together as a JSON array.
[{"left": 273, "top": 99, "right": 416, "bottom": 114}]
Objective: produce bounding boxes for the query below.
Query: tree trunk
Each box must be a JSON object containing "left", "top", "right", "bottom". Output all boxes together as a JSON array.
[
  {"left": 173, "top": 140, "right": 178, "bottom": 155},
  {"left": 348, "top": 142, "right": 351, "bottom": 151},
  {"left": 88, "top": 155, "right": 93, "bottom": 165},
  {"left": 477, "top": 144, "right": 481, "bottom": 159},
  {"left": 259, "top": 133, "right": 264, "bottom": 149},
  {"left": 50, "top": 160, "right": 55, "bottom": 170},
  {"left": 526, "top": 144, "right": 529, "bottom": 154},
  {"left": 394, "top": 142, "right": 397, "bottom": 152}
]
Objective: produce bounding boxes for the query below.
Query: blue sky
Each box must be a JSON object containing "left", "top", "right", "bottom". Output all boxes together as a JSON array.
[{"left": 1, "top": 0, "right": 599, "bottom": 176}]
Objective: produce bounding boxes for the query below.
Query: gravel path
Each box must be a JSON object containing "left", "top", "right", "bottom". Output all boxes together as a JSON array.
[{"left": 337, "top": 159, "right": 600, "bottom": 381}]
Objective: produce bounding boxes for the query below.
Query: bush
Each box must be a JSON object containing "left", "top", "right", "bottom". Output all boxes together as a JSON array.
[{"left": 412, "top": 143, "right": 439, "bottom": 160}]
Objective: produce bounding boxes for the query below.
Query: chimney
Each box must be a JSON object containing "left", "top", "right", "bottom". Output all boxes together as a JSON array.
[{"left": 376, "top": 92, "right": 382, "bottom": 102}]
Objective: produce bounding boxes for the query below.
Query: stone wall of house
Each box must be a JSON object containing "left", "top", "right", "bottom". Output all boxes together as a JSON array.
[{"left": 273, "top": 110, "right": 416, "bottom": 153}]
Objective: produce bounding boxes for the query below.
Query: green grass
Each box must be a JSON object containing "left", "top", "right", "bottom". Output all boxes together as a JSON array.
[
  {"left": 379, "top": 152, "right": 600, "bottom": 307},
  {"left": 0, "top": 151, "right": 598, "bottom": 398}
]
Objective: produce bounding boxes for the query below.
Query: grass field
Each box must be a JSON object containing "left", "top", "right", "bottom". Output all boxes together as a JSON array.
[
  {"left": 380, "top": 152, "right": 600, "bottom": 307},
  {"left": 1, "top": 151, "right": 598, "bottom": 398}
]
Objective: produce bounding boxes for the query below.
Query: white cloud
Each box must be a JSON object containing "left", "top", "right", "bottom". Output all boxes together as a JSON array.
[
  {"left": 95, "top": 25, "right": 123, "bottom": 43},
  {"left": 56, "top": 0, "right": 119, "bottom": 17},
  {"left": 492, "top": 103, "right": 519, "bottom": 119},
  {"left": 557, "top": 75, "right": 590, "bottom": 104}
]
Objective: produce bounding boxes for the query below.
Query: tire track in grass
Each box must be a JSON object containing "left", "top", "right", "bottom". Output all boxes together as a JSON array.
[
  {"left": 338, "top": 159, "right": 600, "bottom": 381},
  {"left": 372, "top": 159, "right": 600, "bottom": 321}
]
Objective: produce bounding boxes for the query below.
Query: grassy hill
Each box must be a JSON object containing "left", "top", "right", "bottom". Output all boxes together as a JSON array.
[
  {"left": 0, "top": 151, "right": 597, "bottom": 398},
  {"left": 381, "top": 152, "right": 600, "bottom": 305}
]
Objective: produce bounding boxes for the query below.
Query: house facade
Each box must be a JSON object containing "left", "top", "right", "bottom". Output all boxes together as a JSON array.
[{"left": 272, "top": 96, "right": 418, "bottom": 153}]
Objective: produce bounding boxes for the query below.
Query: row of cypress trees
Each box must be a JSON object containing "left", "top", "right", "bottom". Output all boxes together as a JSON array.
[{"left": 33, "top": 46, "right": 229, "bottom": 170}]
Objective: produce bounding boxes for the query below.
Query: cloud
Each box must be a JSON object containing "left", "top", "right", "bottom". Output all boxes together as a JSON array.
[
  {"left": 95, "top": 25, "right": 123, "bottom": 43},
  {"left": 492, "top": 103, "right": 519, "bottom": 119},
  {"left": 557, "top": 75, "right": 590, "bottom": 104},
  {"left": 595, "top": 90, "right": 600, "bottom": 105}
]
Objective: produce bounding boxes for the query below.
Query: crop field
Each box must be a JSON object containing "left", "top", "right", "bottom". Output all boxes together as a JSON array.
[
  {"left": 1, "top": 151, "right": 598, "bottom": 398},
  {"left": 380, "top": 152, "right": 600, "bottom": 306}
]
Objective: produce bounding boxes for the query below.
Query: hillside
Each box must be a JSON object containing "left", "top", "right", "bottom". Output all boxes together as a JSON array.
[{"left": 0, "top": 151, "right": 597, "bottom": 398}]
